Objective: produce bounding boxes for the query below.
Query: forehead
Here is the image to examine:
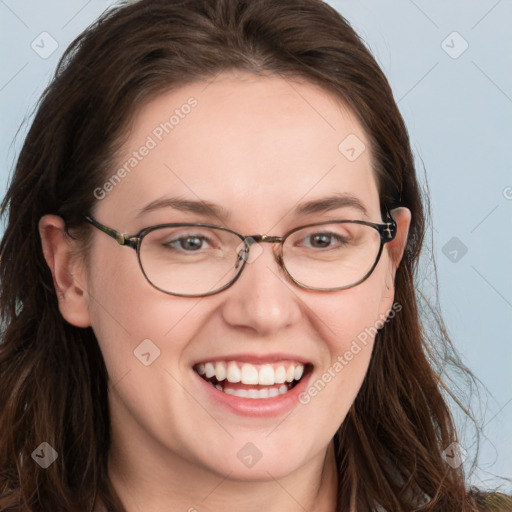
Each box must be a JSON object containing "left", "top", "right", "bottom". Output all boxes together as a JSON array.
[{"left": 97, "top": 71, "right": 380, "bottom": 228}]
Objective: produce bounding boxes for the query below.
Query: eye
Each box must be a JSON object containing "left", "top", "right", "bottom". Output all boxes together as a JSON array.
[
  {"left": 164, "top": 234, "right": 214, "bottom": 252},
  {"left": 303, "top": 232, "right": 349, "bottom": 249}
]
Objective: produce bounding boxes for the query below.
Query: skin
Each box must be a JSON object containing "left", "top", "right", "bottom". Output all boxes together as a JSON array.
[{"left": 39, "top": 70, "right": 411, "bottom": 512}]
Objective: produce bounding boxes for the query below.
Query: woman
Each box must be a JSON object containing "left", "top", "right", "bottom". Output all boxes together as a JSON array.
[{"left": 0, "top": 0, "right": 509, "bottom": 510}]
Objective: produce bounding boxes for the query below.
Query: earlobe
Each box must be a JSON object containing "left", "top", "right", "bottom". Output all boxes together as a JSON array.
[{"left": 39, "top": 215, "right": 91, "bottom": 328}]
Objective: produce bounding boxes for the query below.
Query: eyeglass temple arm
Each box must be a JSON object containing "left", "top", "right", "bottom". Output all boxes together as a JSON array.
[
  {"left": 381, "top": 207, "right": 398, "bottom": 242},
  {"left": 84, "top": 216, "right": 138, "bottom": 248}
]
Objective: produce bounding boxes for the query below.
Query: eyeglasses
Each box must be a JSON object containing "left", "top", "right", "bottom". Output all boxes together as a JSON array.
[{"left": 84, "top": 211, "right": 397, "bottom": 297}]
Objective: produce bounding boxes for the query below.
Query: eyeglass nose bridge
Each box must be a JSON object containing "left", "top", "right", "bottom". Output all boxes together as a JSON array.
[
  {"left": 236, "top": 233, "right": 286, "bottom": 270},
  {"left": 251, "top": 234, "right": 284, "bottom": 244}
]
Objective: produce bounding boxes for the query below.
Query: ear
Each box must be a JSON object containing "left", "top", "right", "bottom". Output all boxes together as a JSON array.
[
  {"left": 386, "top": 207, "right": 412, "bottom": 275},
  {"left": 39, "top": 215, "right": 91, "bottom": 328}
]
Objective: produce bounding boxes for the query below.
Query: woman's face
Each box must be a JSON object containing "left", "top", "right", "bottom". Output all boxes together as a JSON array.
[{"left": 61, "top": 71, "right": 409, "bottom": 483}]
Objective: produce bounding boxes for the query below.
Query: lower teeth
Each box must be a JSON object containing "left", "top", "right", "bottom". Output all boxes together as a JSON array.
[{"left": 206, "top": 379, "right": 294, "bottom": 399}]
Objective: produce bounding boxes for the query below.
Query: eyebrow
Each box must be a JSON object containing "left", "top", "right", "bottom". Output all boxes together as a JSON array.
[
  {"left": 135, "top": 197, "right": 232, "bottom": 221},
  {"left": 295, "top": 193, "right": 368, "bottom": 218},
  {"left": 135, "top": 192, "right": 369, "bottom": 222}
]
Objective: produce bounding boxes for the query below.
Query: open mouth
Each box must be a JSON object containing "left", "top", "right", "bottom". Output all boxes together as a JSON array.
[{"left": 193, "top": 360, "right": 312, "bottom": 399}]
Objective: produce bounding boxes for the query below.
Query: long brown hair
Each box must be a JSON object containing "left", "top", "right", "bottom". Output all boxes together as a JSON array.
[{"left": 0, "top": 0, "right": 488, "bottom": 510}]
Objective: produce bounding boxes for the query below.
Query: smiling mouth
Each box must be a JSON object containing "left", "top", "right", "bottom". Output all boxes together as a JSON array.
[{"left": 193, "top": 360, "right": 311, "bottom": 399}]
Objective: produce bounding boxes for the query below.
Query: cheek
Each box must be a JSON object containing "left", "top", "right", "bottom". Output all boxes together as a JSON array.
[
  {"left": 309, "top": 264, "right": 390, "bottom": 350},
  {"left": 299, "top": 262, "right": 392, "bottom": 408},
  {"left": 294, "top": 299, "right": 379, "bottom": 447},
  {"left": 85, "top": 246, "right": 203, "bottom": 379}
]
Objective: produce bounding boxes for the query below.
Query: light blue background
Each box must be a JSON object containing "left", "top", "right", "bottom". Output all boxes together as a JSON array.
[{"left": 1, "top": 0, "right": 511, "bottom": 492}]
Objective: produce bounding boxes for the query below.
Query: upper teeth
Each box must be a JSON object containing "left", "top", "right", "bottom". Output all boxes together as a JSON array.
[{"left": 196, "top": 361, "right": 305, "bottom": 386}]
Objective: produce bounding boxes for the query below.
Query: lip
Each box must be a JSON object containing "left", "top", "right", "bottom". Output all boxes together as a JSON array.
[{"left": 192, "top": 362, "right": 313, "bottom": 417}]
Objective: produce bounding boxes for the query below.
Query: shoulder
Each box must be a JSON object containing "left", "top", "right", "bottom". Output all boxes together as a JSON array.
[{"left": 471, "top": 490, "right": 512, "bottom": 512}]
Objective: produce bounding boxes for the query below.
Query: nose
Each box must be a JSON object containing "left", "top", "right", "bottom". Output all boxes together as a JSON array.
[{"left": 220, "top": 239, "right": 303, "bottom": 336}]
